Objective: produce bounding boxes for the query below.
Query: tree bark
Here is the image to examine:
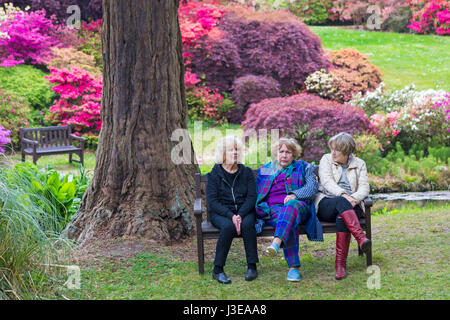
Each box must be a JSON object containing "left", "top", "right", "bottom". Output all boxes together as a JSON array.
[{"left": 66, "top": 0, "right": 198, "bottom": 246}]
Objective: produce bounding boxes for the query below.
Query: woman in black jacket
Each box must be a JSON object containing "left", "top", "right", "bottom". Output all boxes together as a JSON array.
[{"left": 206, "top": 136, "right": 258, "bottom": 284}]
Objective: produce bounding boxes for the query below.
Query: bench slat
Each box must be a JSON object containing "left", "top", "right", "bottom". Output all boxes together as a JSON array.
[{"left": 23, "top": 146, "right": 81, "bottom": 154}]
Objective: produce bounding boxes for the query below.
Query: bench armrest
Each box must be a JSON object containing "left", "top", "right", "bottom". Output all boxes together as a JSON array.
[
  {"left": 362, "top": 197, "right": 372, "bottom": 221},
  {"left": 194, "top": 198, "right": 202, "bottom": 217},
  {"left": 69, "top": 134, "right": 86, "bottom": 149},
  {"left": 22, "top": 138, "right": 38, "bottom": 145},
  {"left": 363, "top": 197, "right": 373, "bottom": 208},
  {"left": 69, "top": 134, "right": 86, "bottom": 142},
  {"left": 22, "top": 138, "right": 38, "bottom": 152}
]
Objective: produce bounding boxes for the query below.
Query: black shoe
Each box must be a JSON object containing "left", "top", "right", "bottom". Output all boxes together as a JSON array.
[
  {"left": 212, "top": 271, "right": 231, "bottom": 284},
  {"left": 245, "top": 268, "right": 258, "bottom": 281}
]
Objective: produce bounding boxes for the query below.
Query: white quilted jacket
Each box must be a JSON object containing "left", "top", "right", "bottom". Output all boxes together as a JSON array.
[{"left": 314, "top": 153, "right": 370, "bottom": 213}]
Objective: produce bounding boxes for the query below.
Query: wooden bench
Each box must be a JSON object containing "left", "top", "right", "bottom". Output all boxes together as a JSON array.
[
  {"left": 194, "top": 169, "right": 373, "bottom": 275},
  {"left": 20, "top": 125, "right": 86, "bottom": 166}
]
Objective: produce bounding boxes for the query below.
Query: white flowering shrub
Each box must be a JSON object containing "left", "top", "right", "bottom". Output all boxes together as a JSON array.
[
  {"left": 351, "top": 83, "right": 447, "bottom": 116},
  {"left": 367, "top": 86, "right": 449, "bottom": 153},
  {"left": 305, "top": 69, "right": 340, "bottom": 100}
]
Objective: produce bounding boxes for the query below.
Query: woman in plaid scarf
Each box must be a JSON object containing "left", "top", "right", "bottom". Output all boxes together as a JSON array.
[{"left": 256, "top": 137, "right": 323, "bottom": 281}]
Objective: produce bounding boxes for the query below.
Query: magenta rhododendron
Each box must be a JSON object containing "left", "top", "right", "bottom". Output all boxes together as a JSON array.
[
  {"left": 407, "top": 0, "right": 450, "bottom": 35},
  {"left": 179, "top": 0, "right": 225, "bottom": 90},
  {"left": 45, "top": 67, "right": 102, "bottom": 135},
  {"left": 0, "top": 126, "right": 11, "bottom": 153},
  {"left": 0, "top": 8, "right": 74, "bottom": 67}
]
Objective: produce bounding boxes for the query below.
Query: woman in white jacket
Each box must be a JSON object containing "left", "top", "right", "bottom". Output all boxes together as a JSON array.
[{"left": 315, "top": 132, "right": 371, "bottom": 280}]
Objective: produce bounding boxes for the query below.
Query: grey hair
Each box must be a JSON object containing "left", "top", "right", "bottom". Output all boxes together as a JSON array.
[
  {"left": 328, "top": 132, "right": 356, "bottom": 156},
  {"left": 271, "top": 137, "right": 302, "bottom": 160},
  {"left": 215, "top": 135, "right": 244, "bottom": 164}
]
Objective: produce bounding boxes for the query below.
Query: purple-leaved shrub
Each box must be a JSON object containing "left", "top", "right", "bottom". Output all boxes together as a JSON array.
[
  {"left": 226, "top": 74, "right": 281, "bottom": 123},
  {"left": 242, "top": 93, "right": 375, "bottom": 162},
  {"left": 190, "top": 7, "right": 331, "bottom": 95}
]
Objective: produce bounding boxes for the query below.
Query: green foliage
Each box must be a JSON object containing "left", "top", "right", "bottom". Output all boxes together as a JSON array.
[
  {"left": 0, "top": 65, "right": 56, "bottom": 111},
  {"left": 0, "top": 89, "right": 32, "bottom": 149},
  {"left": 428, "top": 146, "right": 450, "bottom": 163},
  {"left": 353, "top": 134, "right": 382, "bottom": 171},
  {"left": 288, "top": 0, "right": 331, "bottom": 25},
  {"left": 365, "top": 142, "right": 450, "bottom": 192},
  {"left": 0, "top": 161, "right": 73, "bottom": 299},
  {"left": 257, "top": 0, "right": 331, "bottom": 25},
  {"left": 7, "top": 162, "right": 86, "bottom": 228}
]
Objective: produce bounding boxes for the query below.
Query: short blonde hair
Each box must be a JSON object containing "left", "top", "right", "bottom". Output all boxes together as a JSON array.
[
  {"left": 271, "top": 137, "right": 302, "bottom": 160},
  {"left": 328, "top": 132, "right": 356, "bottom": 156},
  {"left": 215, "top": 135, "right": 244, "bottom": 164}
]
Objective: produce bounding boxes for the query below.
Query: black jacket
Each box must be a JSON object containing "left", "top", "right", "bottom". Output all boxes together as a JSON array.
[{"left": 206, "top": 164, "right": 257, "bottom": 220}]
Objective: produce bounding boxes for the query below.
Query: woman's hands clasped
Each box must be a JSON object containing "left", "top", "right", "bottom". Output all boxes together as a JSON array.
[
  {"left": 232, "top": 214, "right": 242, "bottom": 235},
  {"left": 283, "top": 194, "right": 296, "bottom": 204},
  {"left": 342, "top": 193, "right": 358, "bottom": 208}
]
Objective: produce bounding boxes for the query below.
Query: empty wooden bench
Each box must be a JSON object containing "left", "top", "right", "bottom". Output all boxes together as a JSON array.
[
  {"left": 194, "top": 169, "right": 373, "bottom": 275},
  {"left": 20, "top": 125, "right": 86, "bottom": 165}
]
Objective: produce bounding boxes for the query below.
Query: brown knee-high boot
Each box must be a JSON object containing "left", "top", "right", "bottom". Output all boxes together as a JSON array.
[
  {"left": 335, "top": 232, "right": 351, "bottom": 280},
  {"left": 340, "top": 209, "right": 371, "bottom": 253}
]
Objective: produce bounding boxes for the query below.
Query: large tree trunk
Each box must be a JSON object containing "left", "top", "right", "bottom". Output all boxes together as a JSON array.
[{"left": 66, "top": 0, "right": 198, "bottom": 246}]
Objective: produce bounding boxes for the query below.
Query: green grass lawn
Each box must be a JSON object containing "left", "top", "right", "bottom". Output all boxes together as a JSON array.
[
  {"left": 46, "top": 203, "right": 449, "bottom": 300},
  {"left": 2, "top": 151, "right": 97, "bottom": 176},
  {"left": 310, "top": 26, "right": 450, "bottom": 91}
]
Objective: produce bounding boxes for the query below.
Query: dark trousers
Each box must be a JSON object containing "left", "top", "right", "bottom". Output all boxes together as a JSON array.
[
  {"left": 210, "top": 212, "right": 259, "bottom": 268},
  {"left": 317, "top": 196, "right": 363, "bottom": 233}
]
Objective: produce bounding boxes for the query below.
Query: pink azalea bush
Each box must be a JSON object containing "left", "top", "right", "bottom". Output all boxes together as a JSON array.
[
  {"left": 0, "top": 125, "right": 11, "bottom": 153},
  {"left": 0, "top": 7, "right": 75, "bottom": 67},
  {"left": 179, "top": 0, "right": 226, "bottom": 89},
  {"left": 407, "top": 0, "right": 450, "bottom": 35},
  {"left": 45, "top": 67, "right": 102, "bottom": 136},
  {"left": 186, "top": 86, "right": 234, "bottom": 124},
  {"left": 436, "top": 92, "right": 450, "bottom": 132},
  {"left": 369, "top": 111, "right": 401, "bottom": 151},
  {"left": 370, "top": 91, "right": 450, "bottom": 152},
  {"left": 179, "top": 0, "right": 224, "bottom": 50}
]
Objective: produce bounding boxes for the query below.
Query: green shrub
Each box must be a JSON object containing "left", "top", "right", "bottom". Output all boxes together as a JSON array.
[
  {"left": 429, "top": 146, "right": 450, "bottom": 163},
  {"left": 286, "top": 0, "right": 331, "bottom": 25},
  {"left": 0, "top": 65, "right": 56, "bottom": 111},
  {"left": 0, "top": 89, "right": 32, "bottom": 150},
  {"left": 0, "top": 160, "right": 73, "bottom": 299},
  {"left": 365, "top": 142, "right": 449, "bottom": 192},
  {"left": 382, "top": 6, "right": 413, "bottom": 33},
  {"left": 8, "top": 162, "right": 85, "bottom": 228},
  {"left": 353, "top": 134, "right": 383, "bottom": 173}
]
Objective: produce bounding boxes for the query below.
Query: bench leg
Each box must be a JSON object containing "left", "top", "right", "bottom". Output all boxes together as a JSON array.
[
  {"left": 366, "top": 242, "right": 373, "bottom": 266},
  {"left": 358, "top": 246, "right": 364, "bottom": 256},
  {"left": 32, "top": 154, "right": 38, "bottom": 165},
  {"left": 69, "top": 153, "right": 72, "bottom": 163},
  {"left": 79, "top": 152, "right": 84, "bottom": 166},
  {"left": 197, "top": 236, "right": 205, "bottom": 275},
  {"left": 21, "top": 153, "right": 25, "bottom": 162}
]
